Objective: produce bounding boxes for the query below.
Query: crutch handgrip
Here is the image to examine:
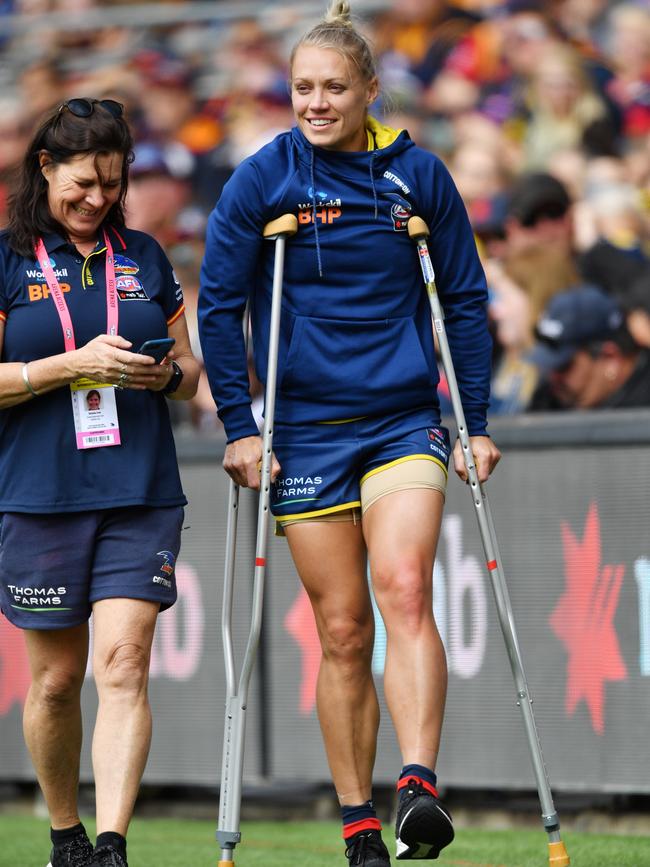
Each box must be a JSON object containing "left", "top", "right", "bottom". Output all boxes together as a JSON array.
[
  {"left": 407, "top": 216, "right": 430, "bottom": 240},
  {"left": 263, "top": 214, "right": 298, "bottom": 239}
]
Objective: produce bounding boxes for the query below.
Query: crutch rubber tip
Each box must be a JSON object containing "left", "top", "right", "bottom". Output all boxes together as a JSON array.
[
  {"left": 263, "top": 214, "right": 298, "bottom": 238},
  {"left": 407, "top": 216, "right": 430, "bottom": 240},
  {"left": 548, "top": 841, "right": 570, "bottom": 866}
]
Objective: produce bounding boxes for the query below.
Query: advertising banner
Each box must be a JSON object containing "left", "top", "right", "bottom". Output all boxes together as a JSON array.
[{"left": 1, "top": 413, "right": 649, "bottom": 793}]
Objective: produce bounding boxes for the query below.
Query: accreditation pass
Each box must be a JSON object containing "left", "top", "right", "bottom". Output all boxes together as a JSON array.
[{"left": 70, "top": 378, "right": 121, "bottom": 449}]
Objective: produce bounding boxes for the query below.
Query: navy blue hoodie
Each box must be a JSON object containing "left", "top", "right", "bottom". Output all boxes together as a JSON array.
[{"left": 198, "top": 119, "right": 491, "bottom": 440}]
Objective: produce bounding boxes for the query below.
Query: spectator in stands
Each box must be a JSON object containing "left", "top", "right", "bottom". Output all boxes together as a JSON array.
[
  {"left": 426, "top": 1, "right": 555, "bottom": 135},
  {"left": 126, "top": 140, "right": 196, "bottom": 247},
  {"left": 372, "top": 0, "right": 478, "bottom": 88},
  {"left": 503, "top": 171, "right": 574, "bottom": 255},
  {"left": 522, "top": 42, "right": 609, "bottom": 169},
  {"left": 486, "top": 257, "right": 539, "bottom": 414},
  {"left": 605, "top": 4, "right": 650, "bottom": 140},
  {"left": 487, "top": 245, "right": 579, "bottom": 413},
  {"left": 579, "top": 209, "right": 649, "bottom": 299},
  {"left": 621, "top": 267, "right": 650, "bottom": 350},
  {"left": 529, "top": 285, "right": 650, "bottom": 410},
  {"left": 449, "top": 139, "right": 510, "bottom": 236}
]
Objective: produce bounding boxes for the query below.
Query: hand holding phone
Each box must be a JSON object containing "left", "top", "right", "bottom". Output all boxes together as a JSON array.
[{"left": 138, "top": 337, "right": 175, "bottom": 363}]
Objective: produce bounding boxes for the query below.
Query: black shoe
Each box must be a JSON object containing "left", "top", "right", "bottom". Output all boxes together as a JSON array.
[
  {"left": 345, "top": 829, "right": 391, "bottom": 866},
  {"left": 395, "top": 779, "right": 454, "bottom": 859},
  {"left": 47, "top": 830, "right": 94, "bottom": 867},
  {"left": 89, "top": 846, "right": 128, "bottom": 867}
]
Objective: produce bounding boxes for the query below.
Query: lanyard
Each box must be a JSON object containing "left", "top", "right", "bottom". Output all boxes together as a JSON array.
[{"left": 34, "top": 229, "right": 118, "bottom": 352}]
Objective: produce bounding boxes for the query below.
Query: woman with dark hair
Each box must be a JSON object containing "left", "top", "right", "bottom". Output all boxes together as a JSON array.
[
  {"left": 0, "top": 98, "right": 200, "bottom": 867},
  {"left": 199, "top": 2, "right": 500, "bottom": 865}
]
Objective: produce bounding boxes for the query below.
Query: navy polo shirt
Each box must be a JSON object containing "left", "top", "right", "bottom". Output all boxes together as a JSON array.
[{"left": 0, "top": 225, "right": 187, "bottom": 512}]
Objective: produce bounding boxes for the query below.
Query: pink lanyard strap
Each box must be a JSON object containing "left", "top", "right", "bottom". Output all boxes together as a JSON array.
[{"left": 35, "top": 229, "right": 118, "bottom": 353}]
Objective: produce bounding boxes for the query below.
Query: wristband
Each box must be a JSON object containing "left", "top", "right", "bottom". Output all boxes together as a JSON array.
[
  {"left": 162, "top": 360, "right": 184, "bottom": 395},
  {"left": 22, "top": 363, "right": 39, "bottom": 397}
]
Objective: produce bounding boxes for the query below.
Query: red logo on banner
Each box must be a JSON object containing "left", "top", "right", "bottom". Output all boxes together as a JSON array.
[
  {"left": 0, "top": 618, "right": 31, "bottom": 715},
  {"left": 285, "top": 587, "right": 320, "bottom": 715},
  {"left": 549, "top": 502, "right": 627, "bottom": 734}
]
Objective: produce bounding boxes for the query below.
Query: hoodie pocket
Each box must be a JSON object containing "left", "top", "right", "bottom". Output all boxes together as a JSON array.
[{"left": 279, "top": 315, "right": 435, "bottom": 409}]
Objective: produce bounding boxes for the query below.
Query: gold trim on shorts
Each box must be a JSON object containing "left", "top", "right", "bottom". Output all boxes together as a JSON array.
[
  {"left": 275, "top": 500, "right": 361, "bottom": 536},
  {"left": 360, "top": 453, "right": 448, "bottom": 485}
]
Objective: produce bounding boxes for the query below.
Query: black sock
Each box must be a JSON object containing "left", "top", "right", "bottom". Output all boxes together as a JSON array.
[
  {"left": 96, "top": 832, "right": 127, "bottom": 860},
  {"left": 51, "top": 823, "right": 86, "bottom": 845}
]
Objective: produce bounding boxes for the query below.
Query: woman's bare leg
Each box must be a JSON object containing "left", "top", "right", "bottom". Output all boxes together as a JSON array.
[{"left": 285, "top": 520, "right": 379, "bottom": 806}]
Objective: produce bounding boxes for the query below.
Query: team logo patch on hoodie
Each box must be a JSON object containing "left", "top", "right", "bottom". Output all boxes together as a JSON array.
[{"left": 384, "top": 193, "right": 412, "bottom": 231}]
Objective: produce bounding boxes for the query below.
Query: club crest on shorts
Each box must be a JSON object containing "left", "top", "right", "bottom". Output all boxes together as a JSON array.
[
  {"left": 427, "top": 427, "right": 449, "bottom": 462},
  {"left": 152, "top": 550, "right": 175, "bottom": 588}
]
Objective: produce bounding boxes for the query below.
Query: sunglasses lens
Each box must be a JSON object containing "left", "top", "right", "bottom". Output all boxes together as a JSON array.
[
  {"left": 60, "top": 98, "right": 124, "bottom": 120},
  {"left": 98, "top": 99, "right": 124, "bottom": 118},
  {"left": 66, "top": 98, "right": 94, "bottom": 117}
]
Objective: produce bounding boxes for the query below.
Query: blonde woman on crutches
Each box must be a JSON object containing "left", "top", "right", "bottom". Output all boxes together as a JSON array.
[{"left": 199, "top": 2, "right": 500, "bottom": 865}]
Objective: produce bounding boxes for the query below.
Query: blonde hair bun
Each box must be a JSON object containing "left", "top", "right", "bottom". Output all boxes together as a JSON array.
[{"left": 324, "top": 0, "right": 353, "bottom": 26}]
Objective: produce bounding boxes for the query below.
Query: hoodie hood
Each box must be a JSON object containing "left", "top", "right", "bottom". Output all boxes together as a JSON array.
[{"left": 291, "top": 117, "right": 414, "bottom": 172}]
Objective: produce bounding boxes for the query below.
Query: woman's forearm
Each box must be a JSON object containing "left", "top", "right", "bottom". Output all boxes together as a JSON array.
[{"left": 0, "top": 353, "right": 79, "bottom": 408}]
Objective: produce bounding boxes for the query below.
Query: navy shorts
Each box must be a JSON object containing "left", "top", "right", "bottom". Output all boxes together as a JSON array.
[
  {"left": 0, "top": 505, "right": 184, "bottom": 630},
  {"left": 270, "top": 407, "right": 450, "bottom": 522}
]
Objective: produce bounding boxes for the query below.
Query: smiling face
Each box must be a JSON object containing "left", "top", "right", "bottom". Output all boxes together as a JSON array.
[
  {"left": 40, "top": 151, "right": 124, "bottom": 246},
  {"left": 291, "top": 45, "right": 378, "bottom": 152}
]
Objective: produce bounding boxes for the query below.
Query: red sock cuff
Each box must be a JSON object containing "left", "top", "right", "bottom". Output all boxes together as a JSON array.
[
  {"left": 397, "top": 775, "right": 439, "bottom": 797},
  {"left": 342, "top": 817, "right": 382, "bottom": 839}
]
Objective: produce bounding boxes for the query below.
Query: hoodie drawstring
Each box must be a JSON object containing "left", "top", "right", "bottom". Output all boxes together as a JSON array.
[
  {"left": 309, "top": 139, "right": 379, "bottom": 276},
  {"left": 310, "top": 148, "right": 324, "bottom": 278},
  {"left": 369, "top": 151, "right": 378, "bottom": 220}
]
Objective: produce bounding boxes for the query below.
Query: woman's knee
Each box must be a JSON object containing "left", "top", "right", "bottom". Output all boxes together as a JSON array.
[
  {"left": 94, "top": 641, "right": 151, "bottom": 695},
  {"left": 373, "top": 561, "right": 432, "bottom": 629},
  {"left": 31, "top": 666, "right": 84, "bottom": 708},
  {"left": 318, "top": 611, "right": 374, "bottom": 665}
]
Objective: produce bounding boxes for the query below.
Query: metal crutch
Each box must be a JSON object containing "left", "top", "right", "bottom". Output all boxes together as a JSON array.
[
  {"left": 217, "top": 213, "right": 298, "bottom": 867},
  {"left": 407, "top": 216, "right": 570, "bottom": 867}
]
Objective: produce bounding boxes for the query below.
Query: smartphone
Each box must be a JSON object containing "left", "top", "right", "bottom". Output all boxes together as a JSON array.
[{"left": 138, "top": 337, "right": 175, "bottom": 363}]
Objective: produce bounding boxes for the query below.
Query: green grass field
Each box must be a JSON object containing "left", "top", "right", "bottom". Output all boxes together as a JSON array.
[{"left": 1, "top": 815, "right": 648, "bottom": 867}]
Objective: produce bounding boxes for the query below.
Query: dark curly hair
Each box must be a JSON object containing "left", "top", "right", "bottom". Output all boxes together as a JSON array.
[{"left": 6, "top": 100, "right": 134, "bottom": 257}]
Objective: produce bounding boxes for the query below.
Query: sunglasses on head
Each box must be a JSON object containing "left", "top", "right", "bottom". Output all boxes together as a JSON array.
[{"left": 58, "top": 98, "right": 124, "bottom": 120}]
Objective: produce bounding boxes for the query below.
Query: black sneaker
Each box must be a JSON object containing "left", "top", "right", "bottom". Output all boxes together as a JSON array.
[
  {"left": 345, "top": 829, "right": 391, "bottom": 866},
  {"left": 89, "top": 846, "right": 128, "bottom": 867},
  {"left": 47, "top": 829, "right": 94, "bottom": 867},
  {"left": 395, "top": 779, "right": 454, "bottom": 859}
]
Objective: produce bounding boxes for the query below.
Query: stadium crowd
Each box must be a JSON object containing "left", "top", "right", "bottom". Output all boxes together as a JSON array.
[{"left": 1, "top": 0, "right": 649, "bottom": 428}]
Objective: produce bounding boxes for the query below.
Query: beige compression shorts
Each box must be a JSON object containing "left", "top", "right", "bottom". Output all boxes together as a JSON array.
[{"left": 277, "top": 457, "right": 447, "bottom": 534}]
